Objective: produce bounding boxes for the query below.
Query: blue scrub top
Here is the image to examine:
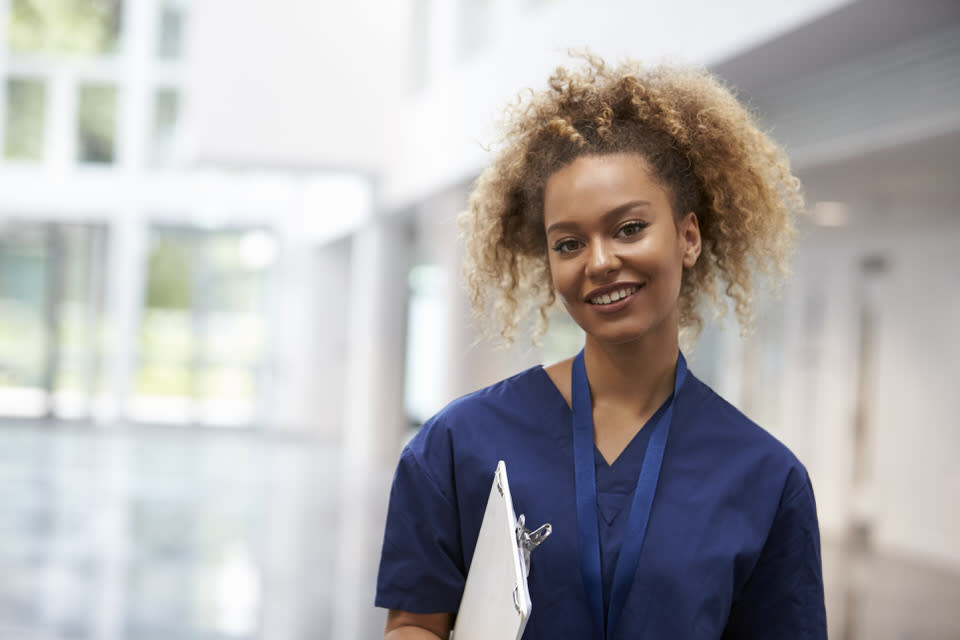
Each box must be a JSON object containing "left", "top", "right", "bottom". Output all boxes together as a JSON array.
[{"left": 375, "top": 363, "right": 827, "bottom": 639}]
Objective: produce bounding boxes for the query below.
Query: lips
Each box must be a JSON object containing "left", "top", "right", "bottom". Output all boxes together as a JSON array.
[{"left": 585, "top": 283, "right": 643, "bottom": 305}]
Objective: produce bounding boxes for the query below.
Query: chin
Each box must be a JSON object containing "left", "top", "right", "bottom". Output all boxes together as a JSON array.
[
  {"left": 580, "top": 322, "right": 654, "bottom": 345},
  {"left": 577, "top": 312, "right": 678, "bottom": 348},
  {"left": 589, "top": 331, "right": 655, "bottom": 347}
]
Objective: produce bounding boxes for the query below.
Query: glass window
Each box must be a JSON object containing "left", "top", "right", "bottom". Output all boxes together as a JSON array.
[
  {"left": 3, "top": 77, "right": 46, "bottom": 161},
  {"left": 150, "top": 88, "right": 179, "bottom": 167},
  {"left": 139, "top": 234, "right": 194, "bottom": 405},
  {"left": 404, "top": 264, "right": 448, "bottom": 425},
  {"left": 157, "top": 0, "right": 186, "bottom": 59},
  {"left": 77, "top": 84, "right": 117, "bottom": 164},
  {"left": 0, "top": 223, "right": 49, "bottom": 396},
  {"left": 8, "top": 0, "right": 123, "bottom": 56},
  {"left": 136, "top": 227, "right": 276, "bottom": 426},
  {"left": 0, "top": 221, "right": 110, "bottom": 419},
  {"left": 53, "top": 223, "right": 110, "bottom": 418}
]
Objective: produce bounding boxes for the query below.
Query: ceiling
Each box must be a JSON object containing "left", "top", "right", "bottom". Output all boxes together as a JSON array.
[
  {"left": 712, "top": 0, "right": 960, "bottom": 228},
  {"left": 713, "top": 0, "right": 960, "bottom": 98},
  {"left": 797, "top": 129, "right": 960, "bottom": 227}
]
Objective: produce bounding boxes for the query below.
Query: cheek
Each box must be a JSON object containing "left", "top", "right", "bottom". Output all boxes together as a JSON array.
[
  {"left": 546, "top": 256, "right": 564, "bottom": 287},
  {"left": 553, "top": 282, "right": 574, "bottom": 306},
  {"left": 548, "top": 262, "right": 580, "bottom": 307},
  {"left": 655, "top": 256, "right": 684, "bottom": 291}
]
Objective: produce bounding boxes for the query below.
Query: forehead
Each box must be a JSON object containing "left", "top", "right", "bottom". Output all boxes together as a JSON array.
[{"left": 542, "top": 153, "right": 672, "bottom": 224}]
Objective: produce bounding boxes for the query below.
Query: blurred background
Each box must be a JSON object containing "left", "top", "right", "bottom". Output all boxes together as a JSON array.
[{"left": 0, "top": 0, "right": 958, "bottom": 638}]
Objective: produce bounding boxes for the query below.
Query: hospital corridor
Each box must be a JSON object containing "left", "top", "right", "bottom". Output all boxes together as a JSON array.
[{"left": 1, "top": 0, "right": 959, "bottom": 638}]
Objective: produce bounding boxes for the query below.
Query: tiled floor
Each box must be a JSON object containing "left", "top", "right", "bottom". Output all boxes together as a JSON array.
[
  {"left": 822, "top": 540, "right": 960, "bottom": 640},
  {"left": 0, "top": 421, "right": 957, "bottom": 640},
  {"left": 0, "top": 421, "right": 342, "bottom": 640}
]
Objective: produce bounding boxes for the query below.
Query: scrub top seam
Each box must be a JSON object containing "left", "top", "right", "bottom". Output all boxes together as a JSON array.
[{"left": 403, "top": 445, "right": 457, "bottom": 510}]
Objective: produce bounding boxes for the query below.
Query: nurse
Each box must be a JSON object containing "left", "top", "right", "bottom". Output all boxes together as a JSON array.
[{"left": 376, "top": 57, "right": 827, "bottom": 639}]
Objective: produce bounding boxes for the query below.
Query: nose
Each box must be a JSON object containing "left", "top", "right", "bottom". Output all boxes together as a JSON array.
[{"left": 584, "top": 237, "right": 620, "bottom": 279}]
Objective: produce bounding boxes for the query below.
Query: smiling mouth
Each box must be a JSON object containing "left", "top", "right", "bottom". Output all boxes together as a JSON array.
[{"left": 587, "top": 285, "right": 641, "bottom": 305}]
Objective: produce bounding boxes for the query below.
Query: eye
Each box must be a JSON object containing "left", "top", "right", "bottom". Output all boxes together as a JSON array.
[
  {"left": 551, "top": 238, "right": 583, "bottom": 254},
  {"left": 616, "top": 220, "right": 648, "bottom": 238}
]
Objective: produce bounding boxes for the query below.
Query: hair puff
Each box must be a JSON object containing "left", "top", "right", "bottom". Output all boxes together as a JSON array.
[{"left": 459, "top": 55, "right": 802, "bottom": 344}]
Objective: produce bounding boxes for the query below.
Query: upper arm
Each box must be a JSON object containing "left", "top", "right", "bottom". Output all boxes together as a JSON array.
[
  {"left": 375, "top": 441, "right": 466, "bottom": 615},
  {"left": 722, "top": 471, "right": 827, "bottom": 639},
  {"left": 384, "top": 610, "right": 453, "bottom": 639}
]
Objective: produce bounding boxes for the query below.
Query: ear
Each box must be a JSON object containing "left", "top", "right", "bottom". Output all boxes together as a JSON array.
[{"left": 679, "top": 212, "right": 701, "bottom": 268}]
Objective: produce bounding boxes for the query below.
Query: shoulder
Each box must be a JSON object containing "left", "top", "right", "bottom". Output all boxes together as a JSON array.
[
  {"left": 676, "top": 371, "right": 810, "bottom": 493},
  {"left": 437, "top": 364, "right": 559, "bottom": 423},
  {"left": 682, "top": 371, "right": 800, "bottom": 459},
  {"left": 399, "top": 364, "right": 567, "bottom": 502},
  {"left": 406, "top": 364, "right": 563, "bottom": 455}
]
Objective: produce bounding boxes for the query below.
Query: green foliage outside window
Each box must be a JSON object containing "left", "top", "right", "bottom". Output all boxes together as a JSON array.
[
  {"left": 146, "top": 239, "right": 191, "bottom": 310},
  {"left": 4, "top": 78, "right": 46, "bottom": 160},
  {"left": 151, "top": 89, "right": 179, "bottom": 166},
  {"left": 9, "top": 0, "right": 122, "bottom": 56},
  {"left": 77, "top": 84, "right": 117, "bottom": 163},
  {"left": 157, "top": 0, "right": 184, "bottom": 59},
  {"left": 137, "top": 231, "right": 271, "bottom": 401}
]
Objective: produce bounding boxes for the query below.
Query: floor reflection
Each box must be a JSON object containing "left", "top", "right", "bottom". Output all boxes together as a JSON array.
[
  {"left": 0, "top": 421, "right": 339, "bottom": 640},
  {"left": 823, "top": 535, "right": 960, "bottom": 640},
  {"left": 0, "top": 421, "right": 957, "bottom": 639}
]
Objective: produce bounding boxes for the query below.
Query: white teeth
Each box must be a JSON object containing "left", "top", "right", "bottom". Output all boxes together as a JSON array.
[{"left": 590, "top": 286, "right": 638, "bottom": 305}]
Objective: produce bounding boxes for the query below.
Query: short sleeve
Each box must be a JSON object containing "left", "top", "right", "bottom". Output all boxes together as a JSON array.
[
  {"left": 721, "top": 469, "right": 828, "bottom": 639},
  {"left": 374, "top": 445, "right": 465, "bottom": 613}
]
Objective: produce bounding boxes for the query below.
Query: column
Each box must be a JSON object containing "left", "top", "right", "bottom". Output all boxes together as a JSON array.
[{"left": 331, "top": 215, "right": 410, "bottom": 640}]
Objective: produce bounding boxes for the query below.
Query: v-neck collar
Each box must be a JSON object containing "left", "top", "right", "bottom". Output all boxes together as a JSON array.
[
  {"left": 593, "top": 395, "right": 672, "bottom": 469},
  {"left": 537, "top": 364, "right": 673, "bottom": 470}
]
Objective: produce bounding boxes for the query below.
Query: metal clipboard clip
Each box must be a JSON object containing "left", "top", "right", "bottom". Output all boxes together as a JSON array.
[
  {"left": 515, "top": 513, "right": 552, "bottom": 577},
  {"left": 495, "top": 472, "right": 552, "bottom": 578}
]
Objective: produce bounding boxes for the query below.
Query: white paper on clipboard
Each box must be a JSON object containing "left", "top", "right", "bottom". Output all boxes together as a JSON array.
[{"left": 451, "top": 460, "right": 551, "bottom": 640}]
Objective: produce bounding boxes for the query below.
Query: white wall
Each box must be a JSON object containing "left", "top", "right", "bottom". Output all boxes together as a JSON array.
[
  {"left": 186, "top": 0, "right": 852, "bottom": 195},
  {"left": 788, "top": 222, "right": 960, "bottom": 569},
  {"left": 381, "top": 0, "right": 852, "bottom": 209},
  {"left": 188, "top": 0, "right": 409, "bottom": 172}
]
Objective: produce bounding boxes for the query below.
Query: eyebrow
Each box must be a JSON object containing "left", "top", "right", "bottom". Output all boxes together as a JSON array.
[{"left": 545, "top": 200, "right": 651, "bottom": 235}]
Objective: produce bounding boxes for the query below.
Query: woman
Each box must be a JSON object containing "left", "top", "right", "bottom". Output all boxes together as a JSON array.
[{"left": 376, "top": 56, "right": 827, "bottom": 639}]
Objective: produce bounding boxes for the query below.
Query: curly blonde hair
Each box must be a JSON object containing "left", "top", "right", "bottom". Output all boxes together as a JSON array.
[{"left": 459, "top": 55, "right": 802, "bottom": 344}]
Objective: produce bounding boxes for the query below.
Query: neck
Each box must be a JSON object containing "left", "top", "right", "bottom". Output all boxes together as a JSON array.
[{"left": 582, "top": 324, "right": 680, "bottom": 419}]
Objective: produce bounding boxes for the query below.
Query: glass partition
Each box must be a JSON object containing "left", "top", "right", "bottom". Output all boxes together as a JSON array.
[
  {"left": 0, "top": 220, "right": 109, "bottom": 419},
  {"left": 8, "top": 0, "right": 124, "bottom": 56},
  {"left": 3, "top": 77, "right": 47, "bottom": 161},
  {"left": 76, "top": 84, "right": 118, "bottom": 164},
  {"left": 134, "top": 225, "right": 276, "bottom": 426}
]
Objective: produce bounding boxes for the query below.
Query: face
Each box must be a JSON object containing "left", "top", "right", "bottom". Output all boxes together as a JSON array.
[{"left": 543, "top": 152, "right": 701, "bottom": 347}]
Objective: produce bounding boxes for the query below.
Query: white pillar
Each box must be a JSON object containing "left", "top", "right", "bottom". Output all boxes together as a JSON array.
[
  {"left": 270, "top": 235, "right": 352, "bottom": 435},
  {"left": 101, "top": 215, "right": 146, "bottom": 423},
  {"left": 119, "top": 0, "right": 153, "bottom": 171},
  {"left": 98, "top": 0, "right": 152, "bottom": 424},
  {"left": 332, "top": 215, "right": 410, "bottom": 640}
]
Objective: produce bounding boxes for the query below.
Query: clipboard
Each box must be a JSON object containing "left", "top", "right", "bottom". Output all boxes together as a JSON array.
[{"left": 451, "top": 460, "right": 551, "bottom": 640}]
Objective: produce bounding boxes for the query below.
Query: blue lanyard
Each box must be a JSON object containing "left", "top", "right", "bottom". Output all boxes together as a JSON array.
[{"left": 572, "top": 349, "right": 687, "bottom": 640}]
